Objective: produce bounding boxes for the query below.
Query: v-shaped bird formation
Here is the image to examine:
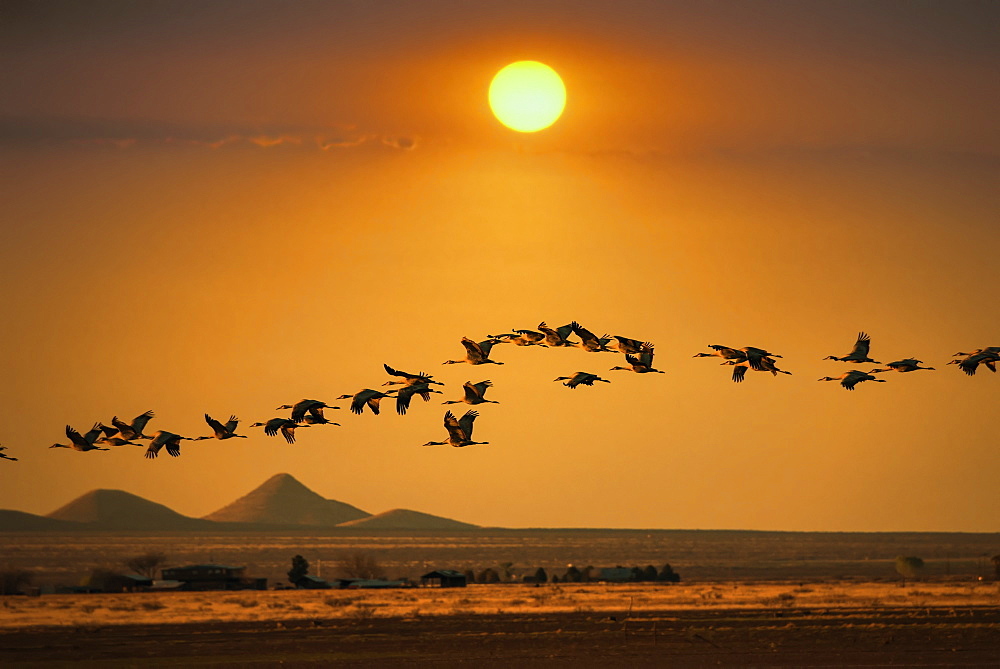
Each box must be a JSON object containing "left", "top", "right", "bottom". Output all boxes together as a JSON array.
[{"left": 3, "top": 325, "right": 995, "bottom": 463}]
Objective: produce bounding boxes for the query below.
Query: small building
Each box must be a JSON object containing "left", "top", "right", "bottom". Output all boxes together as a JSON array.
[
  {"left": 86, "top": 572, "right": 153, "bottom": 593},
  {"left": 338, "top": 578, "right": 409, "bottom": 589},
  {"left": 420, "top": 570, "right": 467, "bottom": 588},
  {"left": 295, "top": 575, "right": 331, "bottom": 589},
  {"left": 160, "top": 564, "right": 266, "bottom": 591},
  {"left": 118, "top": 574, "right": 154, "bottom": 592}
]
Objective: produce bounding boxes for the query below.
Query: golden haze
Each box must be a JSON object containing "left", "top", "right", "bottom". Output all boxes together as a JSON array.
[{"left": 0, "top": 2, "right": 997, "bottom": 531}]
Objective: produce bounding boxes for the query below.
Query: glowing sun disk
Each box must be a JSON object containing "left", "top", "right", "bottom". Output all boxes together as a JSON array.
[{"left": 489, "top": 61, "right": 566, "bottom": 133}]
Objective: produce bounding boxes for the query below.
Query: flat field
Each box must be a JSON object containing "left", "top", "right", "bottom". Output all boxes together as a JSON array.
[
  {"left": 1, "top": 580, "right": 999, "bottom": 628},
  {"left": 3, "top": 528, "right": 998, "bottom": 585},
  {"left": 2, "top": 582, "right": 999, "bottom": 667}
]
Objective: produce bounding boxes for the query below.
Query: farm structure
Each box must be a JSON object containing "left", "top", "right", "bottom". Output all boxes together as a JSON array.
[
  {"left": 160, "top": 564, "right": 266, "bottom": 591},
  {"left": 420, "top": 570, "right": 467, "bottom": 588}
]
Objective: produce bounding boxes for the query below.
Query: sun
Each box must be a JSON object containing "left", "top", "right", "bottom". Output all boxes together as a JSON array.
[{"left": 489, "top": 61, "right": 566, "bottom": 133}]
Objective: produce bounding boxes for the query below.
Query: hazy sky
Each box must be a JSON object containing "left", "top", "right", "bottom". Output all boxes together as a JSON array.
[{"left": 1, "top": 0, "right": 997, "bottom": 531}]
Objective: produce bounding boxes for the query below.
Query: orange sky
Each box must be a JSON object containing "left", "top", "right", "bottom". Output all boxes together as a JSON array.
[{"left": 1, "top": 1, "right": 997, "bottom": 531}]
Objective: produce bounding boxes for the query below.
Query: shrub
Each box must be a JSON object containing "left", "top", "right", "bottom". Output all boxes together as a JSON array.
[
  {"left": 0, "top": 568, "right": 33, "bottom": 595},
  {"left": 658, "top": 564, "right": 681, "bottom": 583},
  {"left": 124, "top": 552, "right": 168, "bottom": 579},
  {"left": 347, "top": 604, "right": 377, "bottom": 619},
  {"left": 288, "top": 555, "right": 309, "bottom": 586},
  {"left": 895, "top": 556, "right": 925, "bottom": 584},
  {"left": 336, "top": 552, "right": 385, "bottom": 580}
]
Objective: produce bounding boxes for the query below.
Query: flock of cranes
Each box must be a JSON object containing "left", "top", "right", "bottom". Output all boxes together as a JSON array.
[{"left": 4, "top": 323, "right": 996, "bottom": 462}]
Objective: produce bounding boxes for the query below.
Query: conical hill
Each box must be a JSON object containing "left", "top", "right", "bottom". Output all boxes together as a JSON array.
[
  {"left": 202, "top": 473, "right": 370, "bottom": 527},
  {"left": 46, "top": 489, "right": 214, "bottom": 530}
]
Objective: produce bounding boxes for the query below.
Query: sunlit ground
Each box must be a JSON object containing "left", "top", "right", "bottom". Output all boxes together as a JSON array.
[{"left": 3, "top": 580, "right": 998, "bottom": 628}]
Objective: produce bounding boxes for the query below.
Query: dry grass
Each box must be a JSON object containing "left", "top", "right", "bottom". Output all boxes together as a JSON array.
[{"left": 1, "top": 580, "right": 997, "bottom": 629}]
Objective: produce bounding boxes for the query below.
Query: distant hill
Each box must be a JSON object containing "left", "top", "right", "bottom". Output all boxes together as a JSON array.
[
  {"left": 4, "top": 474, "right": 476, "bottom": 533},
  {"left": 46, "top": 489, "right": 215, "bottom": 531},
  {"left": 0, "top": 509, "right": 82, "bottom": 532},
  {"left": 202, "top": 473, "right": 371, "bottom": 527},
  {"left": 338, "top": 508, "right": 478, "bottom": 530}
]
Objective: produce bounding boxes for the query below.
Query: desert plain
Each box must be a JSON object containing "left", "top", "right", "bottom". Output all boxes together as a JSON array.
[
  {"left": 2, "top": 581, "right": 999, "bottom": 667},
  {"left": 2, "top": 529, "right": 999, "bottom": 666}
]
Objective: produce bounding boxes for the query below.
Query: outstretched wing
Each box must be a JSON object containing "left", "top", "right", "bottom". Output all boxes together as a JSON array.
[
  {"left": 396, "top": 386, "right": 417, "bottom": 415},
  {"left": 613, "top": 335, "right": 645, "bottom": 354},
  {"left": 144, "top": 442, "right": 161, "bottom": 459},
  {"left": 731, "top": 364, "right": 747, "bottom": 383},
  {"left": 462, "top": 381, "right": 480, "bottom": 402},
  {"left": 165, "top": 437, "right": 182, "bottom": 457},
  {"left": 263, "top": 418, "right": 286, "bottom": 437},
  {"left": 562, "top": 373, "right": 581, "bottom": 388},
  {"left": 742, "top": 350, "right": 764, "bottom": 371},
  {"left": 471, "top": 380, "right": 492, "bottom": 399},
  {"left": 458, "top": 410, "right": 479, "bottom": 440},
  {"left": 289, "top": 400, "right": 316, "bottom": 423},
  {"left": 98, "top": 423, "right": 119, "bottom": 438},
  {"left": 65, "top": 425, "right": 89, "bottom": 448},
  {"left": 849, "top": 332, "right": 872, "bottom": 358},
  {"left": 279, "top": 423, "right": 297, "bottom": 444},
  {"left": 555, "top": 323, "right": 575, "bottom": 341},
  {"left": 460, "top": 337, "right": 485, "bottom": 362},
  {"left": 571, "top": 321, "right": 597, "bottom": 344},
  {"left": 383, "top": 363, "right": 413, "bottom": 379},
  {"left": 82, "top": 423, "right": 103, "bottom": 444},
  {"left": 131, "top": 410, "right": 155, "bottom": 434},
  {"left": 841, "top": 371, "right": 867, "bottom": 390},
  {"left": 349, "top": 391, "right": 370, "bottom": 415},
  {"left": 224, "top": 416, "right": 239, "bottom": 433},
  {"left": 111, "top": 415, "right": 131, "bottom": 435},
  {"left": 205, "top": 414, "right": 226, "bottom": 437},
  {"left": 958, "top": 357, "right": 980, "bottom": 376},
  {"left": 443, "top": 411, "right": 465, "bottom": 441}
]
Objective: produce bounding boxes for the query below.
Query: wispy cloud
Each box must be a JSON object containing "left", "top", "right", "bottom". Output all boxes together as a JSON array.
[
  {"left": 317, "top": 134, "right": 372, "bottom": 150},
  {"left": 381, "top": 135, "right": 418, "bottom": 151},
  {"left": 0, "top": 116, "right": 419, "bottom": 153}
]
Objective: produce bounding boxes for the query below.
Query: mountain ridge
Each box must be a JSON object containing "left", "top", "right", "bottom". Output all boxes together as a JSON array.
[
  {"left": 1, "top": 474, "right": 472, "bottom": 532},
  {"left": 338, "top": 507, "right": 479, "bottom": 530}
]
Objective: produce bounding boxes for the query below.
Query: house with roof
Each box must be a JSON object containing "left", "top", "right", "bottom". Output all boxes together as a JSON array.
[
  {"left": 420, "top": 570, "right": 467, "bottom": 588},
  {"left": 160, "top": 564, "right": 266, "bottom": 590}
]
